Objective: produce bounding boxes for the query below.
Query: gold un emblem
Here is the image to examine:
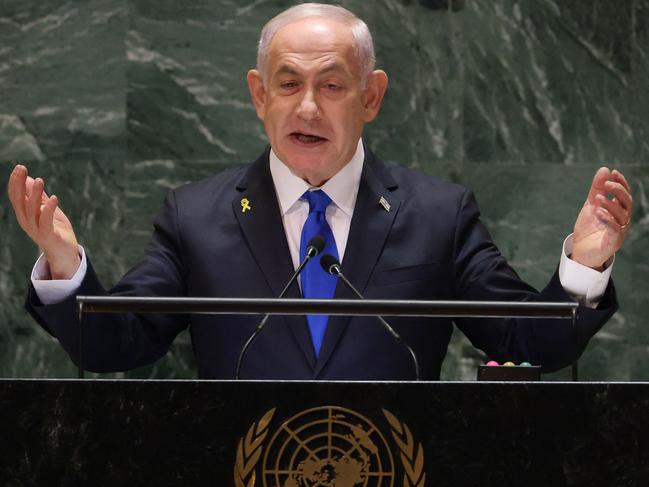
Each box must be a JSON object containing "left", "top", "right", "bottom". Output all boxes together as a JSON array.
[{"left": 235, "top": 405, "right": 425, "bottom": 487}]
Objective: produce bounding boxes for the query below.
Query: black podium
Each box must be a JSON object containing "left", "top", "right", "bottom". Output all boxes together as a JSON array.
[{"left": 1, "top": 379, "right": 648, "bottom": 486}]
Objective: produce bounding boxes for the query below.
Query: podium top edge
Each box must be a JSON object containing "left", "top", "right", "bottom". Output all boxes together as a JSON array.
[{"left": 0, "top": 379, "right": 646, "bottom": 386}]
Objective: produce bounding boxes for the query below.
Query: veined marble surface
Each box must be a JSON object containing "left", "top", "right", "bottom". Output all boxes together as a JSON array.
[{"left": 1, "top": 0, "right": 647, "bottom": 380}]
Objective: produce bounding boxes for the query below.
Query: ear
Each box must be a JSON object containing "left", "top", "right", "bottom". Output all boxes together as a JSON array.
[
  {"left": 247, "top": 69, "right": 267, "bottom": 120},
  {"left": 362, "top": 70, "right": 389, "bottom": 122}
]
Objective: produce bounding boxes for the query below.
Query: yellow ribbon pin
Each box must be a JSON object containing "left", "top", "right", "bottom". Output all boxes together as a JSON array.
[{"left": 240, "top": 198, "right": 251, "bottom": 213}]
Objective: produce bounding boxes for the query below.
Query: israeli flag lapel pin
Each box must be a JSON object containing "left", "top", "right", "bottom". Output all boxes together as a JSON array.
[{"left": 379, "top": 196, "right": 391, "bottom": 212}]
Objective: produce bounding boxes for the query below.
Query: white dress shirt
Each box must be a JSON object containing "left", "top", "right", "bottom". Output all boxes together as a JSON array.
[
  {"left": 269, "top": 138, "right": 364, "bottom": 270},
  {"left": 32, "top": 138, "right": 612, "bottom": 307}
]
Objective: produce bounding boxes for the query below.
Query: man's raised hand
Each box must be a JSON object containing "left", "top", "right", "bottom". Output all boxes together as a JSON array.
[
  {"left": 7, "top": 164, "right": 80, "bottom": 279},
  {"left": 572, "top": 167, "right": 632, "bottom": 270}
]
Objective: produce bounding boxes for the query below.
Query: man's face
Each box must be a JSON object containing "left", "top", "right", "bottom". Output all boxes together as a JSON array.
[{"left": 247, "top": 18, "right": 386, "bottom": 186}]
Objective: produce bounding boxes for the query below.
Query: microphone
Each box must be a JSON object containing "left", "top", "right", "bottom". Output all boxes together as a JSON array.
[
  {"left": 320, "top": 254, "right": 420, "bottom": 380},
  {"left": 235, "top": 235, "right": 325, "bottom": 379}
]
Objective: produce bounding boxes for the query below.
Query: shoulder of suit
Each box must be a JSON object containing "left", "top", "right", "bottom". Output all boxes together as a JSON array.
[
  {"left": 171, "top": 164, "right": 249, "bottom": 201},
  {"left": 377, "top": 159, "right": 468, "bottom": 198}
]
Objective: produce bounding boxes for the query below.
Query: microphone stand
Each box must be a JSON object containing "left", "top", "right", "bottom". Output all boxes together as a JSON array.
[
  {"left": 235, "top": 237, "right": 323, "bottom": 379},
  {"left": 322, "top": 256, "right": 420, "bottom": 381}
]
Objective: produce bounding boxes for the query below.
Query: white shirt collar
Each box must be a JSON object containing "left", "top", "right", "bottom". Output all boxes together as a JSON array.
[{"left": 269, "top": 138, "right": 364, "bottom": 217}]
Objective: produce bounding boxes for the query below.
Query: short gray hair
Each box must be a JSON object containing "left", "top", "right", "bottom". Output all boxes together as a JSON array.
[{"left": 256, "top": 3, "right": 376, "bottom": 86}]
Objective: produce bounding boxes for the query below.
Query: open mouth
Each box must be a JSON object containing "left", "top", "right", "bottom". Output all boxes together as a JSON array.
[{"left": 290, "top": 132, "right": 328, "bottom": 145}]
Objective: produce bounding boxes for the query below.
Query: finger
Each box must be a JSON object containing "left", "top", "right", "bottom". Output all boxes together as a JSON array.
[
  {"left": 25, "top": 176, "right": 49, "bottom": 202},
  {"left": 611, "top": 169, "right": 631, "bottom": 193},
  {"left": 38, "top": 194, "right": 58, "bottom": 237},
  {"left": 605, "top": 180, "right": 633, "bottom": 211},
  {"left": 26, "top": 177, "right": 44, "bottom": 229},
  {"left": 7, "top": 165, "right": 28, "bottom": 217},
  {"left": 596, "top": 208, "right": 628, "bottom": 245},
  {"left": 596, "top": 194, "right": 628, "bottom": 226},
  {"left": 596, "top": 207, "right": 623, "bottom": 231},
  {"left": 25, "top": 176, "right": 35, "bottom": 197},
  {"left": 587, "top": 167, "right": 611, "bottom": 203}
]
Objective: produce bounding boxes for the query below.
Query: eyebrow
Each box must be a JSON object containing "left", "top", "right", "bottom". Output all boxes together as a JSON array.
[{"left": 275, "top": 62, "right": 350, "bottom": 78}]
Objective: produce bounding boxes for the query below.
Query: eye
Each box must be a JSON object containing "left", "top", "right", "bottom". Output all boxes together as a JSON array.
[
  {"left": 325, "top": 83, "right": 341, "bottom": 91},
  {"left": 280, "top": 81, "right": 298, "bottom": 90}
]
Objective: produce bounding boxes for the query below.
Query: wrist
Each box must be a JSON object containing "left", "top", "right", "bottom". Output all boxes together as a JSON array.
[
  {"left": 44, "top": 249, "right": 81, "bottom": 280},
  {"left": 570, "top": 250, "right": 606, "bottom": 272}
]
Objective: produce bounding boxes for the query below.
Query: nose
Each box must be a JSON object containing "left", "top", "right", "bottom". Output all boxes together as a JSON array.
[{"left": 296, "top": 89, "right": 321, "bottom": 121}]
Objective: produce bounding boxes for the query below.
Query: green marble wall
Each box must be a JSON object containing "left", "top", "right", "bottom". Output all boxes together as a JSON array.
[{"left": 1, "top": 0, "right": 647, "bottom": 380}]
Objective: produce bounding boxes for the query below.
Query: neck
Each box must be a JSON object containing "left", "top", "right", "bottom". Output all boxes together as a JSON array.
[{"left": 303, "top": 175, "right": 328, "bottom": 187}]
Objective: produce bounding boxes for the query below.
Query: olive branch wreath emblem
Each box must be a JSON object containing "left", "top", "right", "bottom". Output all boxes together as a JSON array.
[
  {"left": 234, "top": 408, "right": 276, "bottom": 487},
  {"left": 382, "top": 409, "right": 425, "bottom": 487},
  {"left": 234, "top": 407, "right": 425, "bottom": 487}
]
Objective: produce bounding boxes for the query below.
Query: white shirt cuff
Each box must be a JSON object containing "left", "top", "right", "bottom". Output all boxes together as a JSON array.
[
  {"left": 31, "top": 245, "right": 87, "bottom": 305},
  {"left": 559, "top": 234, "right": 613, "bottom": 308}
]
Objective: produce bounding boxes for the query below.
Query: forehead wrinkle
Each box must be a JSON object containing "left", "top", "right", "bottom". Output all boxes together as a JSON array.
[{"left": 273, "top": 60, "right": 353, "bottom": 79}]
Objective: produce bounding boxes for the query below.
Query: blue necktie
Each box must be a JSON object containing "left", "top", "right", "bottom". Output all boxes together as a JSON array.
[{"left": 299, "top": 190, "right": 339, "bottom": 357}]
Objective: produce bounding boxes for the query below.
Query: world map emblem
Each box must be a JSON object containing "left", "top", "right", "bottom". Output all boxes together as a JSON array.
[{"left": 235, "top": 406, "right": 425, "bottom": 487}]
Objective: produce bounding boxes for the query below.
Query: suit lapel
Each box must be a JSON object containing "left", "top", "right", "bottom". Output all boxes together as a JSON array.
[
  {"left": 313, "top": 150, "right": 401, "bottom": 378},
  {"left": 233, "top": 150, "right": 316, "bottom": 369}
]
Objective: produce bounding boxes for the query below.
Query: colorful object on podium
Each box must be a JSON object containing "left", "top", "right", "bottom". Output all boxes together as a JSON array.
[{"left": 478, "top": 360, "right": 541, "bottom": 381}]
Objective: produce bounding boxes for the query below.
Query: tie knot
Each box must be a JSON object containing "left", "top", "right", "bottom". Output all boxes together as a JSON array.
[{"left": 303, "top": 190, "right": 332, "bottom": 213}]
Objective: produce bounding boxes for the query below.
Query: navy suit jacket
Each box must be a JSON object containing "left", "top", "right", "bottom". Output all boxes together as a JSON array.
[{"left": 27, "top": 148, "right": 617, "bottom": 379}]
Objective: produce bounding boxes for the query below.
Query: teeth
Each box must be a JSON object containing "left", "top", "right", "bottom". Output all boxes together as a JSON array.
[{"left": 296, "top": 134, "right": 321, "bottom": 142}]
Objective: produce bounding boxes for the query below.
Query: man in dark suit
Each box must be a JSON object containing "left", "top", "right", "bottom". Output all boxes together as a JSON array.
[{"left": 7, "top": 4, "right": 632, "bottom": 380}]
